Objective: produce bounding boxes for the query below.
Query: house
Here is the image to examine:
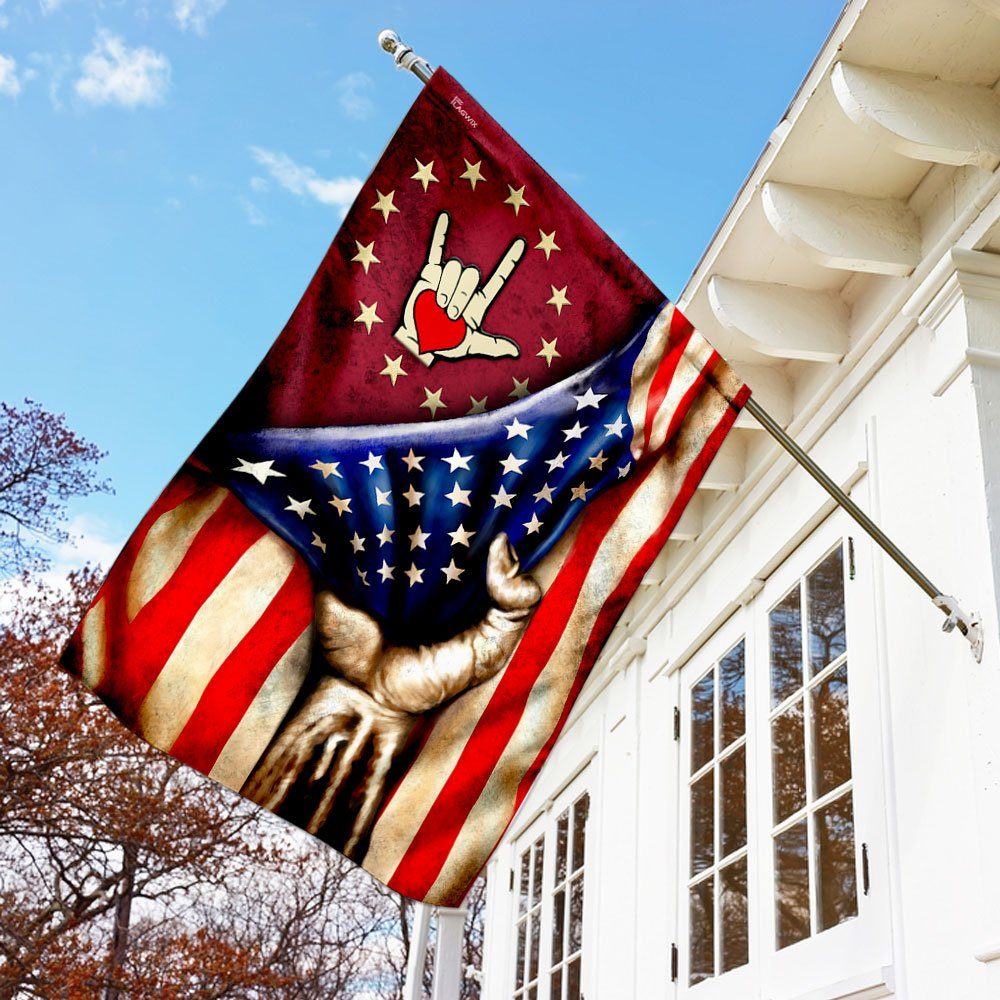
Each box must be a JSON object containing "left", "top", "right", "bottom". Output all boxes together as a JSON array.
[{"left": 475, "top": 0, "right": 1000, "bottom": 997}]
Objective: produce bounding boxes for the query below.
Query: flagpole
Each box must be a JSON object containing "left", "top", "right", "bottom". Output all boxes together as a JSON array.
[{"left": 375, "top": 29, "right": 984, "bottom": 663}]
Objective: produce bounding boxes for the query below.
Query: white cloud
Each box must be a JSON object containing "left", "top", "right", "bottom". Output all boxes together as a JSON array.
[
  {"left": 38, "top": 0, "right": 63, "bottom": 14},
  {"left": 249, "top": 146, "right": 362, "bottom": 216},
  {"left": 75, "top": 30, "right": 170, "bottom": 109},
  {"left": 335, "top": 71, "right": 374, "bottom": 121},
  {"left": 172, "top": 0, "right": 226, "bottom": 35},
  {"left": 249, "top": 175, "right": 269, "bottom": 193},
  {"left": 238, "top": 195, "right": 266, "bottom": 226},
  {"left": 0, "top": 53, "right": 20, "bottom": 96}
]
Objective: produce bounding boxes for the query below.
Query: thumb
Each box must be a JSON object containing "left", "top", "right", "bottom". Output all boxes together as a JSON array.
[
  {"left": 487, "top": 533, "right": 543, "bottom": 611},
  {"left": 314, "top": 590, "right": 383, "bottom": 689}
]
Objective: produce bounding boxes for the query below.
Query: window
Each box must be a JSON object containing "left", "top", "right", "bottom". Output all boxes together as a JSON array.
[
  {"left": 511, "top": 776, "right": 591, "bottom": 1000},
  {"left": 676, "top": 523, "right": 891, "bottom": 996}
]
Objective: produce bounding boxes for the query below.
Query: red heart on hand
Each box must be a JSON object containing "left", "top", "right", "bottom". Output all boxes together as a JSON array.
[{"left": 413, "top": 289, "right": 467, "bottom": 353}]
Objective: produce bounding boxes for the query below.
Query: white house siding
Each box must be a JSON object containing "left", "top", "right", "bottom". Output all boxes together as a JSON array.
[{"left": 480, "top": 1, "right": 1000, "bottom": 998}]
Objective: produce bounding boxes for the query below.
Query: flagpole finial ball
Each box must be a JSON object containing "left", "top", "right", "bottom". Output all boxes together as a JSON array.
[{"left": 378, "top": 30, "right": 402, "bottom": 54}]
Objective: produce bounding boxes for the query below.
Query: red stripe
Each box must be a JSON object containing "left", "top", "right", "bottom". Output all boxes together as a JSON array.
[
  {"left": 393, "top": 382, "right": 751, "bottom": 904},
  {"left": 642, "top": 309, "right": 695, "bottom": 453},
  {"left": 167, "top": 557, "right": 314, "bottom": 775},
  {"left": 658, "top": 350, "right": 721, "bottom": 449}
]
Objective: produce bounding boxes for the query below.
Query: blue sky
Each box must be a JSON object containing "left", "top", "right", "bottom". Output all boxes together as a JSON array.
[{"left": 0, "top": 0, "right": 845, "bottom": 566}]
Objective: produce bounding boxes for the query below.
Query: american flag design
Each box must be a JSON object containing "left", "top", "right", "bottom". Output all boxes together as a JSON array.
[{"left": 62, "top": 68, "right": 749, "bottom": 905}]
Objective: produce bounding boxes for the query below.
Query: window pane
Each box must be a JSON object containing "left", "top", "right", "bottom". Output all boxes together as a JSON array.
[
  {"left": 770, "top": 586, "right": 803, "bottom": 707},
  {"left": 775, "top": 820, "right": 810, "bottom": 950},
  {"left": 816, "top": 793, "right": 859, "bottom": 932},
  {"left": 518, "top": 853, "right": 530, "bottom": 916},
  {"left": 691, "top": 671, "right": 715, "bottom": 772},
  {"left": 812, "top": 662, "right": 852, "bottom": 798},
  {"left": 720, "top": 745, "right": 747, "bottom": 857},
  {"left": 689, "top": 876, "right": 715, "bottom": 985},
  {"left": 569, "top": 874, "right": 584, "bottom": 954},
  {"left": 567, "top": 958, "right": 581, "bottom": 1000},
  {"left": 550, "top": 969, "right": 562, "bottom": 1000},
  {"left": 691, "top": 771, "right": 715, "bottom": 876},
  {"left": 571, "top": 794, "right": 589, "bottom": 873},
  {"left": 515, "top": 921, "right": 526, "bottom": 987},
  {"left": 555, "top": 811, "right": 569, "bottom": 885},
  {"left": 721, "top": 858, "right": 749, "bottom": 974},
  {"left": 808, "top": 547, "right": 846, "bottom": 673},
  {"left": 552, "top": 888, "right": 565, "bottom": 963},
  {"left": 772, "top": 700, "right": 806, "bottom": 824},
  {"left": 529, "top": 912, "right": 540, "bottom": 982},
  {"left": 720, "top": 640, "right": 746, "bottom": 749},
  {"left": 531, "top": 838, "right": 545, "bottom": 907},
  {"left": 528, "top": 988, "right": 537, "bottom": 1000}
]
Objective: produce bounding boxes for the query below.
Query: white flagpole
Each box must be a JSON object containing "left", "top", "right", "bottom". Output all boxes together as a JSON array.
[{"left": 375, "top": 28, "right": 984, "bottom": 665}]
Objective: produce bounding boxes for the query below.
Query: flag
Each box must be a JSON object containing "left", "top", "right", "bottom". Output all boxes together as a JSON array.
[{"left": 62, "top": 68, "right": 750, "bottom": 905}]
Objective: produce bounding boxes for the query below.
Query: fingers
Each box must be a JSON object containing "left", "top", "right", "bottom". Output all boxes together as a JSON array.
[
  {"left": 486, "top": 533, "right": 543, "bottom": 611},
  {"left": 448, "top": 266, "right": 480, "bottom": 319},
  {"left": 426, "top": 211, "right": 449, "bottom": 268},
  {"left": 437, "top": 259, "right": 462, "bottom": 309},
  {"left": 481, "top": 237, "right": 526, "bottom": 306}
]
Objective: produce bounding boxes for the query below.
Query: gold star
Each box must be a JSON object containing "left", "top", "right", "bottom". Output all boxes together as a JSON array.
[
  {"left": 524, "top": 513, "right": 544, "bottom": 535},
  {"left": 285, "top": 496, "right": 315, "bottom": 520},
  {"left": 375, "top": 486, "right": 392, "bottom": 507},
  {"left": 509, "top": 376, "right": 530, "bottom": 400},
  {"left": 350, "top": 532, "right": 366, "bottom": 554},
  {"left": 445, "top": 481, "right": 472, "bottom": 507},
  {"left": 467, "top": 396, "right": 488, "bottom": 415},
  {"left": 499, "top": 453, "right": 527, "bottom": 476},
  {"left": 371, "top": 189, "right": 399, "bottom": 223},
  {"left": 355, "top": 300, "right": 383, "bottom": 334},
  {"left": 492, "top": 484, "right": 516, "bottom": 509},
  {"left": 376, "top": 524, "right": 395, "bottom": 546},
  {"left": 504, "top": 184, "right": 529, "bottom": 216},
  {"left": 411, "top": 158, "right": 439, "bottom": 192},
  {"left": 537, "top": 337, "right": 561, "bottom": 367},
  {"left": 351, "top": 240, "right": 380, "bottom": 274},
  {"left": 589, "top": 450, "right": 609, "bottom": 471},
  {"left": 405, "top": 563, "right": 425, "bottom": 587},
  {"left": 441, "top": 559, "right": 465, "bottom": 584},
  {"left": 402, "top": 483, "right": 424, "bottom": 507},
  {"left": 570, "top": 482, "right": 591, "bottom": 502},
  {"left": 535, "top": 229, "right": 561, "bottom": 260},
  {"left": 421, "top": 387, "right": 447, "bottom": 418},
  {"left": 309, "top": 459, "right": 341, "bottom": 480},
  {"left": 546, "top": 452, "right": 568, "bottom": 472},
  {"left": 329, "top": 495, "right": 352, "bottom": 517},
  {"left": 401, "top": 448, "right": 425, "bottom": 472},
  {"left": 534, "top": 483, "right": 555, "bottom": 504},
  {"left": 310, "top": 532, "right": 327, "bottom": 554},
  {"left": 547, "top": 285, "right": 571, "bottom": 316},
  {"left": 448, "top": 524, "right": 476, "bottom": 547},
  {"left": 409, "top": 526, "right": 431, "bottom": 551},
  {"left": 380, "top": 354, "right": 407, "bottom": 386},
  {"left": 377, "top": 560, "right": 395, "bottom": 583},
  {"left": 460, "top": 159, "right": 486, "bottom": 190}
]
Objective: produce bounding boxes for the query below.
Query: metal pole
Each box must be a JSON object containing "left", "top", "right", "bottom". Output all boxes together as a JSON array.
[{"left": 375, "top": 30, "right": 984, "bottom": 662}]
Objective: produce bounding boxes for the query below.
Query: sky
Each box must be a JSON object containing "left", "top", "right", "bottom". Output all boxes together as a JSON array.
[{"left": 0, "top": 0, "right": 846, "bottom": 570}]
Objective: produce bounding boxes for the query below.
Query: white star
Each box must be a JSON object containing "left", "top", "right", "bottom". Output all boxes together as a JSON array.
[
  {"left": 285, "top": 496, "right": 315, "bottom": 520},
  {"left": 411, "top": 158, "right": 439, "bottom": 192},
  {"left": 537, "top": 337, "right": 560, "bottom": 367},
  {"left": 309, "top": 459, "right": 341, "bottom": 480},
  {"left": 460, "top": 158, "right": 486, "bottom": 190},
  {"left": 574, "top": 387, "right": 607, "bottom": 410},
  {"left": 504, "top": 183, "right": 529, "bottom": 215},
  {"left": 535, "top": 229, "right": 561, "bottom": 260},
  {"left": 442, "top": 448, "right": 472, "bottom": 472},
  {"left": 617, "top": 462, "right": 632, "bottom": 479},
  {"left": 492, "top": 484, "right": 516, "bottom": 509},
  {"left": 350, "top": 532, "right": 366, "bottom": 554},
  {"left": 329, "top": 495, "right": 352, "bottom": 517},
  {"left": 375, "top": 486, "right": 392, "bottom": 508},
  {"left": 310, "top": 532, "right": 327, "bottom": 554},
  {"left": 467, "top": 395, "right": 488, "bottom": 415},
  {"left": 357, "top": 568, "right": 370, "bottom": 587},
  {"left": 380, "top": 354, "right": 407, "bottom": 386},
  {"left": 448, "top": 524, "right": 476, "bottom": 547},
  {"left": 499, "top": 453, "right": 527, "bottom": 476},
  {"left": 377, "top": 560, "right": 395, "bottom": 583},
  {"left": 563, "top": 422, "right": 587, "bottom": 442},
  {"left": 524, "top": 513, "right": 544, "bottom": 535},
  {"left": 355, "top": 300, "right": 383, "bottom": 334},
  {"left": 409, "top": 526, "right": 431, "bottom": 551},
  {"left": 547, "top": 285, "right": 571, "bottom": 316},
  {"left": 233, "top": 458, "right": 285, "bottom": 485},
  {"left": 445, "top": 481, "right": 472, "bottom": 507},
  {"left": 534, "top": 483, "right": 555, "bottom": 504},
  {"left": 504, "top": 417, "right": 532, "bottom": 440},
  {"left": 376, "top": 524, "right": 395, "bottom": 546},
  {"left": 604, "top": 414, "right": 627, "bottom": 438},
  {"left": 402, "top": 448, "right": 425, "bottom": 472},
  {"left": 570, "top": 482, "right": 591, "bottom": 502},
  {"left": 351, "top": 240, "right": 380, "bottom": 274},
  {"left": 371, "top": 189, "right": 399, "bottom": 223},
  {"left": 588, "top": 450, "right": 609, "bottom": 471},
  {"left": 421, "top": 386, "right": 447, "bottom": 418},
  {"left": 546, "top": 452, "right": 569, "bottom": 472},
  {"left": 441, "top": 559, "right": 465, "bottom": 584},
  {"left": 402, "top": 483, "right": 424, "bottom": 507},
  {"left": 360, "top": 451, "right": 384, "bottom": 474},
  {"left": 405, "top": 564, "right": 424, "bottom": 587},
  {"left": 509, "top": 376, "right": 530, "bottom": 400}
]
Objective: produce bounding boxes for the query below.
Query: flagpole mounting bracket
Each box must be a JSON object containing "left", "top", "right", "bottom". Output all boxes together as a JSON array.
[
  {"left": 378, "top": 30, "right": 434, "bottom": 85},
  {"left": 933, "top": 594, "right": 984, "bottom": 663}
]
